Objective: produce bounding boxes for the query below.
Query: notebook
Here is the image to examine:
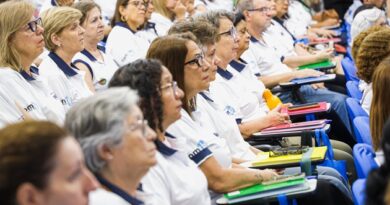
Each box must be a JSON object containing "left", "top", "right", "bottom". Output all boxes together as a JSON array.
[
  {"left": 279, "top": 74, "right": 336, "bottom": 87},
  {"left": 260, "top": 119, "right": 330, "bottom": 134},
  {"left": 298, "top": 60, "right": 336, "bottom": 71},
  {"left": 280, "top": 102, "right": 330, "bottom": 116}
]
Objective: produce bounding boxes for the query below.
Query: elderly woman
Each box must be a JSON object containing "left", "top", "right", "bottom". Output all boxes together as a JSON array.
[
  {"left": 150, "top": 0, "right": 186, "bottom": 36},
  {"left": 105, "top": 0, "right": 150, "bottom": 67},
  {"left": 0, "top": 0, "right": 65, "bottom": 127},
  {"left": 0, "top": 120, "right": 98, "bottom": 205},
  {"left": 351, "top": 7, "right": 387, "bottom": 41},
  {"left": 65, "top": 87, "right": 157, "bottom": 205},
  {"left": 39, "top": 7, "right": 93, "bottom": 111},
  {"left": 109, "top": 59, "right": 212, "bottom": 205},
  {"left": 72, "top": 1, "right": 118, "bottom": 92}
]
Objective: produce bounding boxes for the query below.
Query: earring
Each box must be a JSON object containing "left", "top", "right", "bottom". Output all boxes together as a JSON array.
[{"left": 121, "top": 15, "right": 127, "bottom": 22}]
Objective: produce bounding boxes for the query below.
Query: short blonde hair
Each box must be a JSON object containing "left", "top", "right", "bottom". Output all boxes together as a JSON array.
[
  {"left": 41, "top": 7, "right": 82, "bottom": 51},
  {"left": 0, "top": 0, "right": 35, "bottom": 71},
  {"left": 152, "top": 0, "right": 174, "bottom": 21}
]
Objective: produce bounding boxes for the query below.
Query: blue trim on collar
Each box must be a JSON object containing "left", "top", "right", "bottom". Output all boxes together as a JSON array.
[
  {"left": 20, "top": 66, "right": 39, "bottom": 81},
  {"left": 165, "top": 132, "right": 176, "bottom": 139},
  {"left": 239, "top": 58, "right": 248, "bottom": 64},
  {"left": 250, "top": 36, "right": 258, "bottom": 43},
  {"left": 96, "top": 175, "right": 144, "bottom": 205},
  {"left": 51, "top": 0, "right": 57, "bottom": 6},
  {"left": 199, "top": 92, "right": 214, "bottom": 102},
  {"left": 48, "top": 52, "right": 78, "bottom": 77},
  {"left": 97, "top": 45, "right": 106, "bottom": 53},
  {"left": 217, "top": 67, "right": 233, "bottom": 80},
  {"left": 229, "top": 60, "right": 246, "bottom": 73},
  {"left": 80, "top": 49, "right": 97, "bottom": 62},
  {"left": 73, "top": 59, "right": 94, "bottom": 79},
  {"left": 155, "top": 140, "right": 177, "bottom": 156},
  {"left": 115, "top": 22, "right": 136, "bottom": 34}
]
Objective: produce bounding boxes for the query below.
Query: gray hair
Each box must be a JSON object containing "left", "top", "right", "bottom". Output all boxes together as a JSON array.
[
  {"left": 236, "top": 0, "right": 254, "bottom": 13},
  {"left": 193, "top": 10, "right": 235, "bottom": 30},
  {"left": 64, "top": 87, "right": 139, "bottom": 173}
]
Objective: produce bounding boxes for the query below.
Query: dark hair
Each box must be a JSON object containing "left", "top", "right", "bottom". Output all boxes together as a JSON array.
[
  {"left": 366, "top": 118, "right": 390, "bottom": 205},
  {"left": 233, "top": 12, "right": 245, "bottom": 27},
  {"left": 111, "top": 0, "right": 129, "bottom": 26},
  {"left": 168, "top": 19, "right": 217, "bottom": 46},
  {"left": 109, "top": 59, "right": 164, "bottom": 132},
  {"left": 0, "top": 121, "right": 68, "bottom": 205},
  {"left": 73, "top": 0, "right": 101, "bottom": 25},
  {"left": 146, "top": 35, "right": 193, "bottom": 113}
]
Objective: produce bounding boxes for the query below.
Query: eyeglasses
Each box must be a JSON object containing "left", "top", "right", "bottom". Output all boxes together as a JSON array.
[
  {"left": 184, "top": 53, "right": 205, "bottom": 68},
  {"left": 127, "top": 0, "right": 148, "bottom": 8},
  {"left": 247, "top": 7, "right": 271, "bottom": 14},
  {"left": 127, "top": 119, "right": 149, "bottom": 137},
  {"left": 269, "top": 146, "right": 309, "bottom": 157},
  {"left": 160, "top": 81, "right": 178, "bottom": 96},
  {"left": 217, "top": 27, "right": 238, "bottom": 39},
  {"left": 26, "top": 17, "right": 42, "bottom": 33}
]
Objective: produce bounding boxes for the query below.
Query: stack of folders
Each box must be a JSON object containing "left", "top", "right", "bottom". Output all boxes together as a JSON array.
[
  {"left": 218, "top": 174, "right": 312, "bottom": 204},
  {"left": 280, "top": 102, "right": 330, "bottom": 116},
  {"left": 259, "top": 119, "right": 330, "bottom": 135},
  {"left": 298, "top": 60, "right": 336, "bottom": 71}
]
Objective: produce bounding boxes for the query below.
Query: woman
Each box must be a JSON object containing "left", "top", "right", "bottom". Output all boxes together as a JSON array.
[
  {"left": 65, "top": 87, "right": 158, "bottom": 205},
  {"left": 369, "top": 55, "right": 390, "bottom": 161},
  {"left": 39, "top": 7, "right": 93, "bottom": 111},
  {"left": 0, "top": 120, "right": 98, "bottom": 205},
  {"left": 0, "top": 0, "right": 64, "bottom": 126},
  {"left": 351, "top": 7, "right": 387, "bottom": 41},
  {"left": 353, "top": 29, "right": 390, "bottom": 115},
  {"left": 109, "top": 59, "right": 212, "bottom": 205},
  {"left": 150, "top": 0, "right": 186, "bottom": 36},
  {"left": 73, "top": 1, "right": 118, "bottom": 92},
  {"left": 105, "top": 0, "right": 150, "bottom": 67},
  {"left": 146, "top": 34, "right": 280, "bottom": 201}
]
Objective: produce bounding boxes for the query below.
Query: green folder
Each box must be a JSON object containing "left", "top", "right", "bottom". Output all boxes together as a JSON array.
[
  {"left": 224, "top": 178, "right": 306, "bottom": 200},
  {"left": 298, "top": 60, "right": 336, "bottom": 70}
]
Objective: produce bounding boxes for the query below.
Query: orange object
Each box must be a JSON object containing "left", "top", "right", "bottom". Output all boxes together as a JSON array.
[{"left": 263, "top": 89, "right": 282, "bottom": 110}]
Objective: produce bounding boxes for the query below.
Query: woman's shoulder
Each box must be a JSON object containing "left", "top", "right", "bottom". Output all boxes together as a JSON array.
[{"left": 89, "top": 188, "right": 131, "bottom": 205}]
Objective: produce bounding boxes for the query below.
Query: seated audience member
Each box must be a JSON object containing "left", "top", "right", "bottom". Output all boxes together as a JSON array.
[
  {"left": 105, "top": 0, "right": 150, "bottom": 67},
  {"left": 39, "top": 7, "right": 93, "bottom": 111},
  {"left": 350, "top": 7, "right": 386, "bottom": 41},
  {"left": 353, "top": 0, "right": 385, "bottom": 18},
  {"left": 137, "top": 0, "right": 159, "bottom": 43},
  {"left": 0, "top": 121, "right": 99, "bottom": 205},
  {"left": 194, "top": 0, "right": 234, "bottom": 13},
  {"left": 0, "top": 0, "right": 65, "bottom": 127},
  {"left": 150, "top": 0, "right": 186, "bottom": 36},
  {"left": 236, "top": 0, "right": 353, "bottom": 142},
  {"left": 109, "top": 59, "right": 212, "bottom": 205},
  {"left": 73, "top": 0, "right": 119, "bottom": 92},
  {"left": 353, "top": 28, "right": 390, "bottom": 115},
  {"left": 370, "top": 56, "right": 390, "bottom": 164},
  {"left": 39, "top": 0, "right": 74, "bottom": 13},
  {"left": 147, "top": 34, "right": 280, "bottom": 202},
  {"left": 182, "top": 0, "right": 196, "bottom": 16},
  {"left": 344, "top": 0, "right": 363, "bottom": 25},
  {"left": 94, "top": 0, "right": 116, "bottom": 26},
  {"left": 65, "top": 87, "right": 158, "bottom": 205},
  {"left": 366, "top": 118, "right": 390, "bottom": 205}
]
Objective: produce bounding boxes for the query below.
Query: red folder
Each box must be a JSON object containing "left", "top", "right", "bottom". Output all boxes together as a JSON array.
[
  {"left": 260, "top": 119, "right": 330, "bottom": 134},
  {"left": 281, "top": 102, "right": 330, "bottom": 116}
]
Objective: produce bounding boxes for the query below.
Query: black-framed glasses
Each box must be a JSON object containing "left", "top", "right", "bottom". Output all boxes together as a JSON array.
[
  {"left": 127, "top": 0, "right": 148, "bottom": 8},
  {"left": 247, "top": 7, "right": 271, "bottom": 14},
  {"left": 269, "top": 146, "right": 309, "bottom": 157},
  {"left": 26, "top": 17, "right": 42, "bottom": 33},
  {"left": 127, "top": 119, "right": 149, "bottom": 137},
  {"left": 184, "top": 53, "right": 205, "bottom": 68},
  {"left": 217, "top": 27, "right": 238, "bottom": 39},
  {"left": 160, "top": 81, "right": 178, "bottom": 96}
]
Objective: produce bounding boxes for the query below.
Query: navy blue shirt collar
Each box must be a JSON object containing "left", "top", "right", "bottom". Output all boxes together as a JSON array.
[
  {"left": 155, "top": 139, "right": 176, "bottom": 156},
  {"left": 229, "top": 60, "right": 246, "bottom": 73},
  {"left": 116, "top": 22, "right": 136, "bottom": 34},
  {"left": 250, "top": 36, "right": 258, "bottom": 43},
  {"left": 96, "top": 175, "right": 144, "bottom": 205},
  {"left": 20, "top": 66, "right": 39, "bottom": 81},
  {"left": 48, "top": 52, "right": 78, "bottom": 77},
  {"left": 199, "top": 91, "right": 214, "bottom": 102},
  {"left": 217, "top": 67, "right": 233, "bottom": 80},
  {"left": 81, "top": 49, "right": 98, "bottom": 62}
]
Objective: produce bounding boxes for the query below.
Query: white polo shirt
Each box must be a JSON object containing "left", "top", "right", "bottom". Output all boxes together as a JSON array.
[
  {"left": 344, "top": 0, "right": 363, "bottom": 25},
  {"left": 20, "top": 66, "right": 66, "bottom": 123},
  {"left": 209, "top": 66, "right": 267, "bottom": 124},
  {"left": 73, "top": 47, "right": 118, "bottom": 92},
  {"left": 264, "top": 20, "right": 297, "bottom": 58},
  {"left": 196, "top": 91, "right": 256, "bottom": 161},
  {"left": 288, "top": 0, "right": 312, "bottom": 28},
  {"left": 136, "top": 22, "right": 159, "bottom": 43},
  {"left": 360, "top": 82, "right": 372, "bottom": 115},
  {"left": 241, "top": 36, "right": 293, "bottom": 76},
  {"left": 141, "top": 139, "right": 211, "bottom": 205},
  {"left": 0, "top": 68, "right": 48, "bottom": 127},
  {"left": 194, "top": 0, "right": 234, "bottom": 11},
  {"left": 105, "top": 22, "right": 150, "bottom": 67},
  {"left": 149, "top": 12, "right": 173, "bottom": 36},
  {"left": 39, "top": 52, "right": 93, "bottom": 111},
  {"left": 94, "top": 0, "right": 116, "bottom": 26}
]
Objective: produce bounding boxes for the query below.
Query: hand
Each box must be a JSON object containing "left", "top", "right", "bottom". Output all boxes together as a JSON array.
[
  {"left": 294, "top": 69, "right": 324, "bottom": 79},
  {"left": 259, "top": 169, "right": 279, "bottom": 182},
  {"left": 315, "top": 48, "right": 334, "bottom": 61},
  {"left": 311, "top": 82, "right": 326, "bottom": 90},
  {"left": 173, "top": 1, "right": 186, "bottom": 20},
  {"left": 267, "top": 104, "right": 290, "bottom": 126},
  {"left": 316, "top": 28, "right": 336, "bottom": 38}
]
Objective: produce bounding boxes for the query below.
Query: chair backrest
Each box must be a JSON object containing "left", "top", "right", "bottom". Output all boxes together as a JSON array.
[
  {"left": 341, "top": 58, "right": 359, "bottom": 82},
  {"left": 353, "top": 143, "right": 378, "bottom": 178},
  {"left": 346, "top": 80, "right": 363, "bottom": 100},
  {"left": 352, "top": 178, "right": 366, "bottom": 205},
  {"left": 353, "top": 116, "right": 372, "bottom": 145}
]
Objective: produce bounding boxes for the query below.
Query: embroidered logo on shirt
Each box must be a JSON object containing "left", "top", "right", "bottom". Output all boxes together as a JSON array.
[
  {"left": 224, "top": 105, "right": 236, "bottom": 116},
  {"left": 188, "top": 140, "right": 208, "bottom": 159},
  {"left": 24, "top": 103, "right": 37, "bottom": 112}
]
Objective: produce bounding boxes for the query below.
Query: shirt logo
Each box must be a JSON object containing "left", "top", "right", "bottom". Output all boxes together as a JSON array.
[
  {"left": 24, "top": 103, "right": 37, "bottom": 112},
  {"left": 60, "top": 96, "right": 73, "bottom": 106},
  {"left": 224, "top": 105, "right": 236, "bottom": 116},
  {"left": 188, "top": 140, "right": 208, "bottom": 159}
]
